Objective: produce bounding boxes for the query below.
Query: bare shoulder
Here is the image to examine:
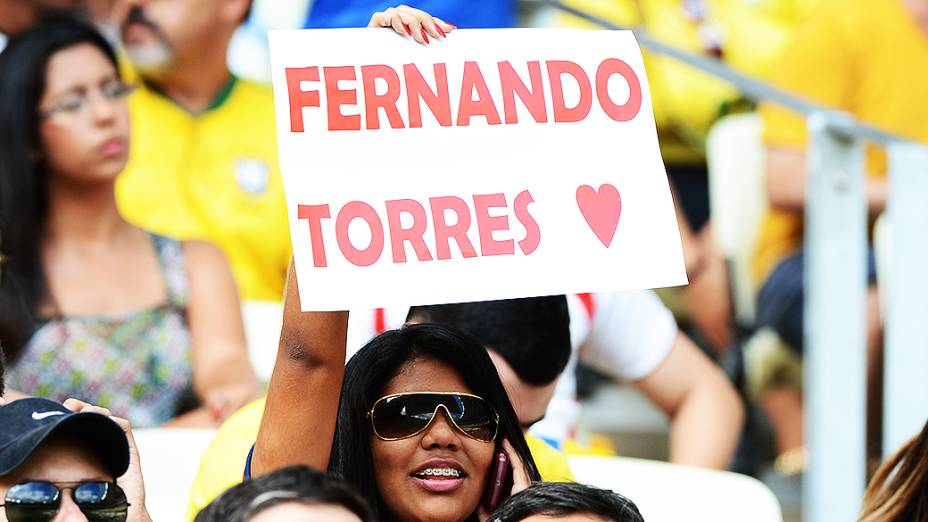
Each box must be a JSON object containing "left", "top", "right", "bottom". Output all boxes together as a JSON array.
[
  {"left": 182, "top": 239, "right": 226, "bottom": 263},
  {"left": 181, "top": 240, "right": 233, "bottom": 280}
]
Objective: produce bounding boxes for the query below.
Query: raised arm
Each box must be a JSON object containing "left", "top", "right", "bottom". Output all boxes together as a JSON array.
[{"left": 251, "top": 261, "right": 349, "bottom": 475}]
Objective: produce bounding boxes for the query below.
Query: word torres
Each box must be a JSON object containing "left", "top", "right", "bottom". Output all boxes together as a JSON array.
[
  {"left": 286, "top": 59, "right": 643, "bottom": 132},
  {"left": 298, "top": 190, "right": 540, "bottom": 267}
]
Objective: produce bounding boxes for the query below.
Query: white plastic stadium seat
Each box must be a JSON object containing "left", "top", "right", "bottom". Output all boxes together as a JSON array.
[
  {"left": 568, "top": 456, "right": 783, "bottom": 522},
  {"left": 706, "top": 113, "right": 766, "bottom": 324},
  {"left": 242, "top": 300, "right": 284, "bottom": 382},
  {"left": 707, "top": 115, "right": 800, "bottom": 399},
  {"left": 134, "top": 428, "right": 217, "bottom": 522}
]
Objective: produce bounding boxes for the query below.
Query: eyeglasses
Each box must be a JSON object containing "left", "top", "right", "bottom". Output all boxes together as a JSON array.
[
  {"left": 39, "top": 81, "right": 136, "bottom": 119},
  {"left": 0, "top": 481, "right": 129, "bottom": 522},
  {"left": 368, "top": 392, "right": 500, "bottom": 443}
]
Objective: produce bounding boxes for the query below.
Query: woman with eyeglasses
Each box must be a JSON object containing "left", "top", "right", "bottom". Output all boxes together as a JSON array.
[
  {"left": 246, "top": 263, "right": 541, "bottom": 522},
  {"left": 0, "top": 18, "right": 259, "bottom": 428}
]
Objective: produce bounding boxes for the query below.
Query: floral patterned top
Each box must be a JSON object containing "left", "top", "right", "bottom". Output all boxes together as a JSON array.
[{"left": 6, "top": 233, "right": 194, "bottom": 428}]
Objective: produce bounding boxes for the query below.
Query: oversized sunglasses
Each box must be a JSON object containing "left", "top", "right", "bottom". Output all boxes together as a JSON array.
[
  {"left": 368, "top": 392, "right": 500, "bottom": 443},
  {"left": 0, "top": 480, "right": 129, "bottom": 522}
]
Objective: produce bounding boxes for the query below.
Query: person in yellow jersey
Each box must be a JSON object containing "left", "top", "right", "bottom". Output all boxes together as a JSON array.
[
  {"left": 108, "top": 0, "right": 291, "bottom": 301},
  {"left": 754, "top": 0, "right": 928, "bottom": 470},
  {"left": 556, "top": 0, "right": 820, "bottom": 355}
]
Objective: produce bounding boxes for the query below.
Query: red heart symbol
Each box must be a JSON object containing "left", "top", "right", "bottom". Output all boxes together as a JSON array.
[{"left": 576, "top": 184, "right": 622, "bottom": 247}]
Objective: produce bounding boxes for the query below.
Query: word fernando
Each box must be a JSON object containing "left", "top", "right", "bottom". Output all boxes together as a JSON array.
[{"left": 286, "top": 58, "right": 643, "bottom": 131}]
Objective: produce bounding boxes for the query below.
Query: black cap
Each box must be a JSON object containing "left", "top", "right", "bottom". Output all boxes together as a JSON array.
[{"left": 0, "top": 398, "right": 130, "bottom": 477}]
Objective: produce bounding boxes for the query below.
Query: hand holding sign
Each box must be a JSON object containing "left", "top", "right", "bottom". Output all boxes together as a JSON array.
[
  {"left": 269, "top": 28, "right": 685, "bottom": 310},
  {"left": 368, "top": 5, "right": 456, "bottom": 44}
]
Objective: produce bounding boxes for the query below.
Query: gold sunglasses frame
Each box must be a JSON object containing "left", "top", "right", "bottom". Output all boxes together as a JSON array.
[{"left": 367, "top": 391, "right": 501, "bottom": 443}]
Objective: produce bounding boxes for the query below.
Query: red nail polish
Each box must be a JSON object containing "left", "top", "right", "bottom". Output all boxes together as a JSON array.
[
  {"left": 421, "top": 28, "right": 429, "bottom": 43},
  {"left": 436, "top": 25, "right": 446, "bottom": 37},
  {"left": 404, "top": 24, "right": 412, "bottom": 36}
]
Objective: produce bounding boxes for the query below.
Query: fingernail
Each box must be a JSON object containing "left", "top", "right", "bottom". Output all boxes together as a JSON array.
[
  {"left": 421, "top": 28, "right": 429, "bottom": 44},
  {"left": 436, "top": 25, "right": 446, "bottom": 37},
  {"left": 449, "top": 22, "right": 458, "bottom": 29},
  {"left": 404, "top": 23, "right": 412, "bottom": 36}
]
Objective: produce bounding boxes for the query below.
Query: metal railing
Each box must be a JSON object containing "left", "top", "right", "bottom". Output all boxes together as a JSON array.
[{"left": 537, "top": 2, "right": 928, "bottom": 521}]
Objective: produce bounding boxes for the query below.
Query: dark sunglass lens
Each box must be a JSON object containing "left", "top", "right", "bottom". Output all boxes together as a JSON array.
[
  {"left": 4, "top": 483, "right": 60, "bottom": 522},
  {"left": 372, "top": 395, "right": 434, "bottom": 438},
  {"left": 6, "top": 482, "right": 59, "bottom": 504},
  {"left": 75, "top": 484, "right": 128, "bottom": 522},
  {"left": 445, "top": 396, "right": 497, "bottom": 441},
  {"left": 74, "top": 482, "right": 110, "bottom": 505},
  {"left": 3, "top": 505, "right": 60, "bottom": 522}
]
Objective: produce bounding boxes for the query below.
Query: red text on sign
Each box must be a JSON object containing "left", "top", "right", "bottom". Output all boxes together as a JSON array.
[
  {"left": 297, "top": 190, "right": 541, "bottom": 267},
  {"left": 285, "top": 59, "right": 642, "bottom": 132}
]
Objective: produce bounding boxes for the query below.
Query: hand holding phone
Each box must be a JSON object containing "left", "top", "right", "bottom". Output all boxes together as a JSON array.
[{"left": 483, "top": 450, "right": 512, "bottom": 512}]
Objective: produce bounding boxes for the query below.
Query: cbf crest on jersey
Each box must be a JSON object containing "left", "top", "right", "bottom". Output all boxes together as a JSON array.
[{"left": 235, "top": 158, "right": 270, "bottom": 195}]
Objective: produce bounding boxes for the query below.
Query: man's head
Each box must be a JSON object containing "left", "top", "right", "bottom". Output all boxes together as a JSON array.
[
  {"left": 407, "top": 296, "right": 571, "bottom": 430},
  {"left": 490, "top": 482, "right": 644, "bottom": 522},
  {"left": 196, "top": 465, "right": 374, "bottom": 522},
  {"left": 115, "top": 0, "right": 251, "bottom": 77},
  {"left": 0, "top": 398, "right": 130, "bottom": 522}
]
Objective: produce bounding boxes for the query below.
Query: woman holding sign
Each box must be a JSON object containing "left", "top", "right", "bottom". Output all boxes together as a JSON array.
[
  {"left": 0, "top": 19, "right": 259, "bottom": 427},
  {"left": 250, "top": 264, "right": 540, "bottom": 522},
  {"left": 250, "top": 10, "right": 541, "bottom": 521}
]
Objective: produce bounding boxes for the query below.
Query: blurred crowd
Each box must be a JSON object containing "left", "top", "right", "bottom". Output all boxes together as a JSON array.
[{"left": 0, "top": 0, "right": 925, "bottom": 521}]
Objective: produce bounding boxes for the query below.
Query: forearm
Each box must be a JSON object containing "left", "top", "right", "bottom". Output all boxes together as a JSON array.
[
  {"left": 865, "top": 177, "right": 887, "bottom": 215},
  {"left": 767, "top": 146, "right": 887, "bottom": 215},
  {"left": 668, "top": 380, "right": 744, "bottom": 469}
]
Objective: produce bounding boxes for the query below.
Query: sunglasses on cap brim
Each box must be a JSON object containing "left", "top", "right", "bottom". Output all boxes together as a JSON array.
[{"left": 367, "top": 392, "right": 500, "bottom": 443}]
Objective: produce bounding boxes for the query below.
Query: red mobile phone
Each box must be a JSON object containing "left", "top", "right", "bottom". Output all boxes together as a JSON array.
[{"left": 483, "top": 450, "right": 512, "bottom": 512}]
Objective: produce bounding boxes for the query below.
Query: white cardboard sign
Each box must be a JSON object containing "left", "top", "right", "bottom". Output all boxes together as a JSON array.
[{"left": 268, "top": 28, "right": 686, "bottom": 310}]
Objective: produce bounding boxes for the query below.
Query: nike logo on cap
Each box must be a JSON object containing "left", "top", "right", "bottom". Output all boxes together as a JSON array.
[{"left": 31, "top": 411, "right": 65, "bottom": 421}]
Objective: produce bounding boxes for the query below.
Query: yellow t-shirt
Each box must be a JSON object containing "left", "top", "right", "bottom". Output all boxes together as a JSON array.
[
  {"left": 185, "top": 398, "right": 576, "bottom": 521},
  {"left": 116, "top": 78, "right": 291, "bottom": 301},
  {"left": 558, "top": 0, "right": 819, "bottom": 165},
  {"left": 753, "top": 0, "right": 928, "bottom": 283}
]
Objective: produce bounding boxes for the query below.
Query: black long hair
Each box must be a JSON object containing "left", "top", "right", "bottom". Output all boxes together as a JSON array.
[
  {"left": 329, "top": 323, "right": 541, "bottom": 522},
  {"left": 0, "top": 18, "right": 120, "bottom": 360}
]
